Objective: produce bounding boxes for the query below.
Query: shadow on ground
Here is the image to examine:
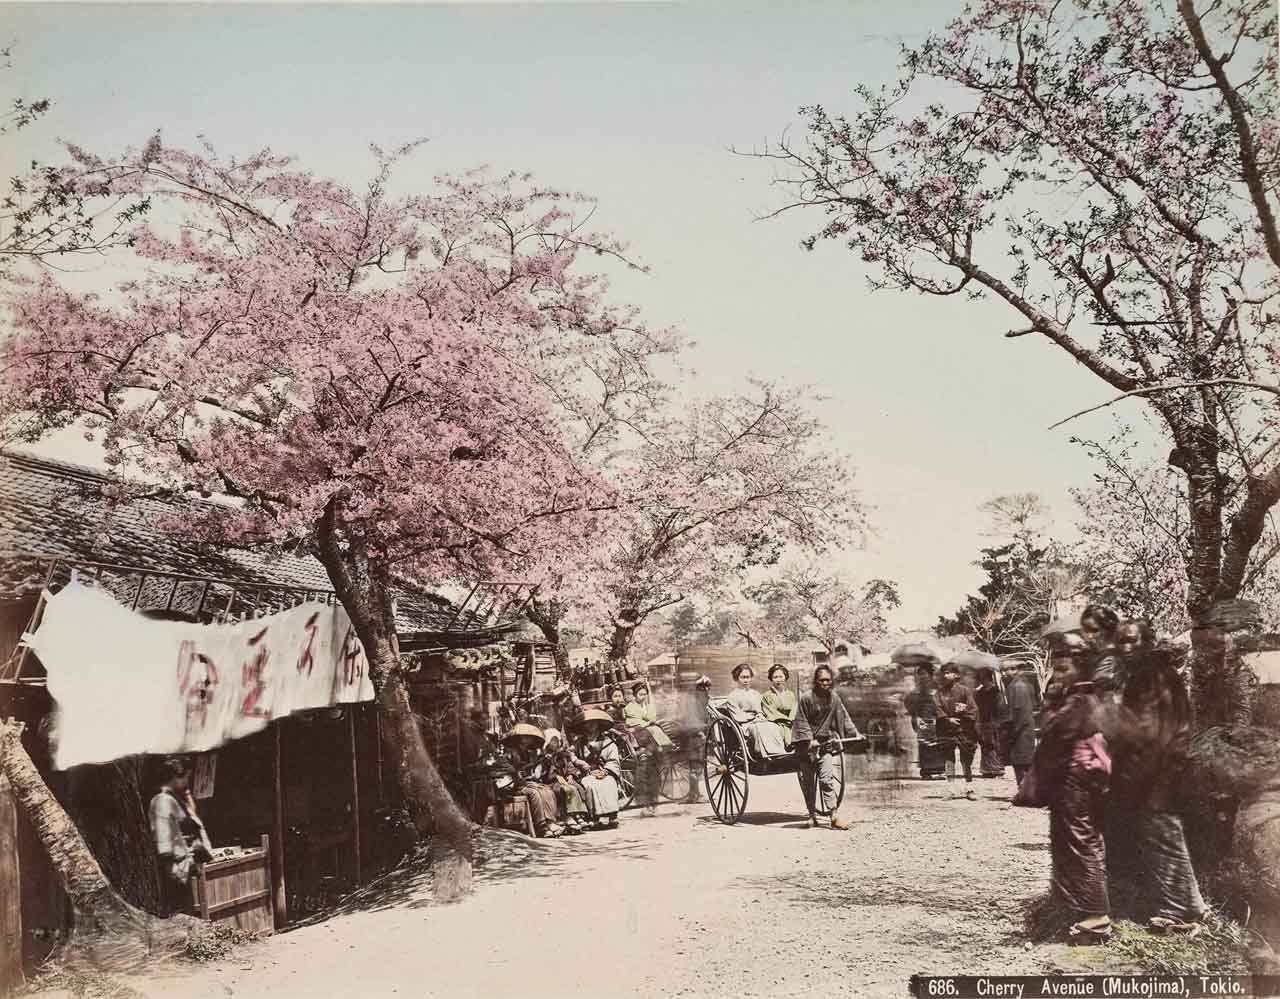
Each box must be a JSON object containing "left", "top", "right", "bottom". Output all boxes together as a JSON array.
[{"left": 288, "top": 829, "right": 654, "bottom": 926}]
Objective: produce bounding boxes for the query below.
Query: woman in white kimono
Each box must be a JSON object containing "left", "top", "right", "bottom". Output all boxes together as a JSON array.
[
  {"left": 573, "top": 709, "right": 622, "bottom": 829},
  {"left": 724, "top": 664, "right": 788, "bottom": 757}
]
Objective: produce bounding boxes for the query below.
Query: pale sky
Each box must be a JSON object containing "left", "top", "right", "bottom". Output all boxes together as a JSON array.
[{"left": 1, "top": 1, "right": 1143, "bottom": 628}]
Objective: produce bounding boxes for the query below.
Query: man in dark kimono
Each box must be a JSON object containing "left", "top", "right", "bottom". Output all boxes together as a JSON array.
[
  {"left": 792, "top": 665, "right": 862, "bottom": 830},
  {"left": 1000, "top": 661, "right": 1039, "bottom": 787},
  {"left": 1103, "top": 621, "right": 1206, "bottom": 934},
  {"left": 935, "top": 663, "right": 980, "bottom": 799}
]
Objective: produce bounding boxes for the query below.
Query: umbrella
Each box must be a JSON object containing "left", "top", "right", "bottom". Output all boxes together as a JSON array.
[
  {"left": 890, "top": 643, "right": 941, "bottom": 666},
  {"left": 947, "top": 649, "right": 1000, "bottom": 671},
  {"left": 1039, "top": 612, "right": 1083, "bottom": 639}
]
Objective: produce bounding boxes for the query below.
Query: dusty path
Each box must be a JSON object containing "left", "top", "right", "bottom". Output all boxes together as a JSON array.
[{"left": 117, "top": 765, "right": 1102, "bottom": 999}]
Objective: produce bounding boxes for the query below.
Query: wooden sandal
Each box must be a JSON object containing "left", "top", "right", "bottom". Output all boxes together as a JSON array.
[{"left": 1068, "top": 919, "right": 1113, "bottom": 944}]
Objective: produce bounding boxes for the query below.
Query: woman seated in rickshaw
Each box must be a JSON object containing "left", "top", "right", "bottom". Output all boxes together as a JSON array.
[
  {"left": 725, "top": 663, "right": 788, "bottom": 757},
  {"left": 572, "top": 708, "right": 622, "bottom": 829},
  {"left": 760, "top": 664, "right": 798, "bottom": 747},
  {"left": 624, "top": 681, "right": 674, "bottom": 752}
]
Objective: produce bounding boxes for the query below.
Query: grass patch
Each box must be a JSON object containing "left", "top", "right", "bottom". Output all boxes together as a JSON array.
[
  {"left": 1023, "top": 893, "right": 1249, "bottom": 974},
  {"left": 182, "top": 924, "right": 256, "bottom": 964},
  {"left": 1108, "top": 912, "right": 1250, "bottom": 975},
  {"left": 20, "top": 969, "right": 142, "bottom": 999}
]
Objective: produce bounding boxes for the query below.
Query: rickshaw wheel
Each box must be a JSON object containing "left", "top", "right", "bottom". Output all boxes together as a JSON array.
[
  {"left": 657, "top": 756, "right": 693, "bottom": 802},
  {"left": 608, "top": 730, "right": 638, "bottom": 811},
  {"left": 704, "top": 717, "right": 748, "bottom": 824},
  {"left": 797, "top": 746, "right": 846, "bottom": 817}
]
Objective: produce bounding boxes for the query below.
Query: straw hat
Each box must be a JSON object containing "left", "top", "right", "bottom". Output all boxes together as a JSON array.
[
  {"left": 502, "top": 723, "right": 545, "bottom": 745},
  {"left": 578, "top": 708, "right": 613, "bottom": 730}
]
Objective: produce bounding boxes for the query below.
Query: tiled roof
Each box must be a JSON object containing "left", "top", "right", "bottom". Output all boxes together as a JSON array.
[{"left": 0, "top": 451, "right": 516, "bottom": 637}]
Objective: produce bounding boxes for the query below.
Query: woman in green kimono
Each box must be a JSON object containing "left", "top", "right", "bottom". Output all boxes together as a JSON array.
[
  {"left": 761, "top": 664, "right": 798, "bottom": 747},
  {"left": 623, "top": 682, "right": 673, "bottom": 751}
]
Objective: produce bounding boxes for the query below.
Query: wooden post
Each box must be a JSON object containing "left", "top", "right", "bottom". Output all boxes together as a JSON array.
[
  {"left": 0, "top": 777, "right": 22, "bottom": 995},
  {"left": 270, "top": 721, "right": 287, "bottom": 929},
  {"left": 374, "top": 708, "right": 383, "bottom": 803},
  {"left": 348, "top": 707, "right": 361, "bottom": 887}
]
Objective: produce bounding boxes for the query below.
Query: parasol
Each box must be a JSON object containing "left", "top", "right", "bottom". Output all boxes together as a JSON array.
[
  {"left": 947, "top": 649, "right": 1000, "bottom": 672},
  {"left": 890, "top": 643, "right": 941, "bottom": 666},
  {"left": 1039, "top": 612, "right": 1083, "bottom": 639}
]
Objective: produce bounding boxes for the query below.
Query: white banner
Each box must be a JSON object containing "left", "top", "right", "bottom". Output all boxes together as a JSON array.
[{"left": 24, "top": 583, "right": 374, "bottom": 769}]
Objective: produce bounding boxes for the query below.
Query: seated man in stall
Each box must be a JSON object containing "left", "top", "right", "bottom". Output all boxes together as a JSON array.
[
  {"left": 501, "top": 725, "right": 564, "bottom": 838},
  {"left": 149, "top": 756, "right": 214, "bottom": 916}
]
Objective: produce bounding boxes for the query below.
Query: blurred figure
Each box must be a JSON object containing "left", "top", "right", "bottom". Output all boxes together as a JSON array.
[
  {"left": 934, "top": 662, "right": 979, "bottom": 799},
  {"left": 1015, "top": 632, "right": 1111, "bottom": 942},
  {"left": 1000, "top": 660, "right": 1039, "bottom": 788},
  {"left": 1104, "top": 620, "right": 1206, "bottom": 935},
  {"left": 905, "top": 663, "right": 946, "bottom": 779},
  {"left": 761, "top": 664, "right": 798, "bottom": 747},
  {"left": 830, "top": 643, "right": 856, "bottom": 675},
  {"left": 974, "top": 666, "right": 1007, "bottom": 777},
  {"left": 1080, "top": 604, "right": 1122, "bottom": 695}
]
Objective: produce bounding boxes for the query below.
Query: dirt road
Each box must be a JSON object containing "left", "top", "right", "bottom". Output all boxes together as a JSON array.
[{"left": 99, "top": 760, "right": 1125, "bottom": 999}]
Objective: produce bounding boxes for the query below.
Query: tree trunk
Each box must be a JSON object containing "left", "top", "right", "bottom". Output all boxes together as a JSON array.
[
  {"left": 525, "top": 597, "right": 570, "bottom": 681},
  {"left": 62, "top": 757, "right": 161, "bottom": 915},
  {"left": 608, "top": 621, "right": 636, "bottom": 667},
  {"left": 316, "top": 499, "right": 474, "bottom": 901},
  {"left": 0, "top": 722, "right": 198, "bottom": 972}
]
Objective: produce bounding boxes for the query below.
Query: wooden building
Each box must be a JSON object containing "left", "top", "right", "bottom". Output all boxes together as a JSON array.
[{"left": 0, "top": 451, "right": 533, "bottom": 984}]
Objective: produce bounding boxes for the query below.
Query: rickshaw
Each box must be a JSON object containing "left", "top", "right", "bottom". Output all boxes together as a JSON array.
[
  {"left": 576, "top": 682, "right": 704, "bottom": 809},
  {"left": 701, "top": 697, "right": 868, "bottom": 825}
]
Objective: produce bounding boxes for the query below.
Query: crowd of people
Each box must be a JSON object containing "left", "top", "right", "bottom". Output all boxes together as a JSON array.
[
  {"left": 1012, "top": 606, "right": 1206, "bottom": 944},
  {"left": 472, "top": 607, "right": 1209, "bottom": 947}
]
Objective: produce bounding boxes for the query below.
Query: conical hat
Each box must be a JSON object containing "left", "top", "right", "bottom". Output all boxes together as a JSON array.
[
  {"left": 578, "top": 708, "right": 613, "bottom": 728},
  {"left": 502, "top": 723, "right": 545, "bottom": 744}
]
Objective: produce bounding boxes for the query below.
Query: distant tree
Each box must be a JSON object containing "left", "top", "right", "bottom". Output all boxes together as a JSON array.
[
  {"left": 937, "top": 494, "right": 1087, "bottom": 670},
  {"left": 744, "top": 564, "right": 900, "bottom": 653},
  {"left": 590, "top": 382, "right": 863, "bottom": 664}
]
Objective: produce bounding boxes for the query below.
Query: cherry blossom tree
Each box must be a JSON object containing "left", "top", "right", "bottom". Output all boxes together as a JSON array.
[
  {"left": 1, "top": 51, "right": 150, "bottom": 277},
  {"left": 1072, "top": 434, "right": 1280, "bottom": 634},
  {"left": 742, "top": 564, "right": 901, "bottom": 653},
  {"left": 0, "top": 139, "right": 669, "bottom": 898},
  {"left": 587, "top": 382, "right": 865, "bottom": 664},
  {"left": 754, "top": 0, "right": 1280, "bottom": 723}
]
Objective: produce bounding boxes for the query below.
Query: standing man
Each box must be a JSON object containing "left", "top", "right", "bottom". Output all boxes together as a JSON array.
[
  {"left": 792, "top": 665, "right": 861, "bottom": 830},
  {"left": 1001, "top": 661, "right": 1039, "bottom": 788},
  {"left": 935, "top": 662, "right": 980, "bottom": 799}
]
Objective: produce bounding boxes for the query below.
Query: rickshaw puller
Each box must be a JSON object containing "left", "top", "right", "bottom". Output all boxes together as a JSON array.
[{"left": 792, "top": 665, "right": 859, "bottom": 830}]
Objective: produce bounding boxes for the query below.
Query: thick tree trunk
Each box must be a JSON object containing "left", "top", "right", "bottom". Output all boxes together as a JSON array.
[
  {"left": 316, "top": 499, "right": 474, "bottom": 901},
  {"left": 62, "top": 757, "right": 161, "bottom": 915},
  {"left": 1178, "top": 449, "right": 1225, "bottom": 623},
  {"left": 0, "top": 722, "right": 198, "bottom": 972}
]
